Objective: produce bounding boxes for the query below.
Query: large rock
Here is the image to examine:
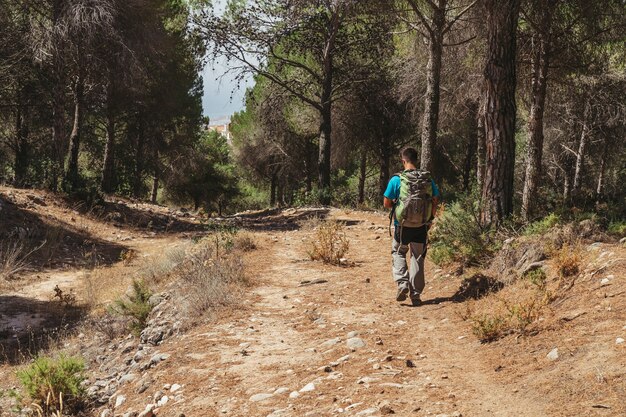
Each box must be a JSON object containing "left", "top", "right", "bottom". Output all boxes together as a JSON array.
[
  {"left": 347, "top": 337, "right": 366, "bottom": 350},
  {"left": 250, "top": 393, "right": 274, "bottom": 402}
]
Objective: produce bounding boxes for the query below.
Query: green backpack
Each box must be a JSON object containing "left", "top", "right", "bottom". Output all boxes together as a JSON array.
[{"left": 393, "top": 169, "right": 433, "bottom": 228}]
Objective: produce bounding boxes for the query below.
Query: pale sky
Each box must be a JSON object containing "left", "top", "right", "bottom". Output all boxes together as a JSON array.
[
  {"left": 200, "top": 0, "right": 252, "bottom": 121},
  {"left": 201, "top": 58, "right": 251, "bottom": 121}
]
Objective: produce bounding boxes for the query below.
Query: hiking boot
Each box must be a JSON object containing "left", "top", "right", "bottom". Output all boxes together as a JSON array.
[
  {"left": 410, "top": 295, "right": 422, "bottom": 306},
  {"left": 396, "top": 285, "right": 409, "bottom": 301}
]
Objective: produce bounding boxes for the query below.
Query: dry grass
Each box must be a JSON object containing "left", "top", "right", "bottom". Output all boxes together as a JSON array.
[
  {"left": 307, "top": 219, "right": 350, "bottom": 265},
  {"left": 139, "top": 244, "right": 190, "bottom": 284},
  {"left": 177, "top": 239, "right": 248, "bottom": 316},
  {"left": 553, "top": 243, "right": 582, "bottom": 279},
  {"left": 462, "top": 272, "right": 555, "bottom": 343},
  {"left": 234, "top": 232, "right": 257, "bottom": 251},
  {"left": 0, "top": 239, "right": 47, "bottom": 287},
  {"left": 0, "top": 241, "right": 30, "bottom": 282}
]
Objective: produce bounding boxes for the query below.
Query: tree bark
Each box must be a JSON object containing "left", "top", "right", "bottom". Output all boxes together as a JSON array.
[
  {"left": 563, "top": 170, "right": 571, "bottom": 202},
  {"left": 270, "top": 171, "right": 277, "bottom": 206},
  {"left": 317, "top": 79, "right": 332, "bottom": 205},
  {"left": 420, "top": 5, "right": 445, "bottom": 174},
  {"left": 14, "top": 99, "right": 29, "bottom": 187},
  {"left": 49, "top": 0, "right": 66, "bottom": 191},
  {"left": 463, "top": 102, "right": 478, "bottom": 191},
  {"left": 151, "top": 166, "right": 159, "bottom": 204},
  {"left": 133, "top": 122, "right": 144, "bottom": 199},
  {"left": 480, "top": 0, "right": 521, "bottom": 225},
  {"left": 572, "top": 99, "right": 591, "bottom": 198},
  {"left": 595, "top": 137, "right": 608, "bottom": 202},
  {"left": 317, "top": 10, "right": 340, "bottom": 206},
  {"left": 476, "top": 98, "right": 486, "bottom": 193},
  {"left": 379, "top": 131, "right": 391, "bottom": 198},
  {"left": 521, "top": 1, "right": 554, "bottom": 220},
  {"left": 63, "top": 76, "right": 84, "bottom": 191},
  {"left": 358, "top": 151, "right": 367, "bottom": 205},
  {"left": 101, "top": 81, "right": 116, "bottom": 193},
  {"left": 51, "top": 92, "right": 66, "bottom": 191}
]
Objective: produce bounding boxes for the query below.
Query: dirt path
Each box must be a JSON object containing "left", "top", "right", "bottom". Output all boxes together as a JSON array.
[{"left": 144, "top": 210, "right": 550, "bottom": 417}]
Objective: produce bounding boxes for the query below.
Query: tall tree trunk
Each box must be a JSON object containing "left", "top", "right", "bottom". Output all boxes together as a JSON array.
[
  {"left": 270, "top": 172, "right": 277, "bottom": 207},
  {"left": 572, "top": 99, "right": 591, "bottom": 198},
  {"left": 480, "top": 0, "right": 520, "bottom": 226},
  {"left": 151, "top": 166, "right": 159, "bottom": 204},
  {"left": 476, "top": 99, "right": 486, "bottom": 193},
  {"left": 595, "top": 137, "right": 608, "bottom": 202},
  {"left": 521, "top": 2, "right": 554, "bottom": 220},
  {"left": 49, "top": 0, "right": 65, "bottom": 191},
  {"left": 563, "top": 170, "right": 571, "bottom": 202},
  {"left": 420, "top": 6, "right": 445, "bottom": 174},
  {"left": 318, "top": 89, "right": 332, "bottom": 205},
  {"left": 51, "top": 93, "right": 66, "bottom": 191},
  {"left": 101, "top": 81, "right": 116, "bottom": 193},
  {"left": 463, "top": 100, "right": 478, "bottom": 191},
  {"left": 379, "top": 131, "right": 391, "bottom": 198},
  {"left": 317, "top": 12, "right": 339, "bottom": 206},
  {"left": 133, "top": 122, "right": 144, "bottom": 199},
  {"left": 14, "top": 100, "right": 29, "bottom": 187},
  {"left": 358, "top": 151, "right": 367, "bottom": 205},
  {"left": 63, "top": 76, "right": 84, "bottom": 191}
]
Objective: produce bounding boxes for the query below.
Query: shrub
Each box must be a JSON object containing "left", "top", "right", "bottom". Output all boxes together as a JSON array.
[
  {"left": 607, "top": 220, "right": 626, "bottom": 237},
  {"left": 553, "top": 243, "right": 581, "bottom": 278},
  {"left": 234, "top": 233, "right": 257, "bottom": 251},
  {"left": 506, "top": 299, "right": 541, "bottom": 333},
  {"left": 178, "top": 241, "right": 247, "bottom": 315},
  {"left": 16, "top": 355, "right": 86, "bottom": 416},
  {"left": 307, "top": 220, "right": 350, "bottom": 265},
  {"left": 429, "top": 244, "right": 455, "bottom": 266},
  {"left": 523, "top": 213, "right": 561, "bottom": 236},
  {"left": 110, "top": 279, "right": 153, "bottom": 335},
  {"left": 429, "top": 199, "right": 491, "bottom": 266},
  {"left": 524, "top": 268, "right": 547, "bottom": 289},
  {"left": 471, "top": 314, "right": 508, "bottom": 342}
]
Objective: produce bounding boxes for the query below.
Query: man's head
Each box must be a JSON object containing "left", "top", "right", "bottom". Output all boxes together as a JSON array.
[{"left": 400, "top": 147, "right": 418, "bottom": 169}]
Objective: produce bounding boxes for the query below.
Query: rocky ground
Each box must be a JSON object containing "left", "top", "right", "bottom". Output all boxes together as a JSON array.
[{"left": 1, "top": 189, "right": 624, "bottom": 417}]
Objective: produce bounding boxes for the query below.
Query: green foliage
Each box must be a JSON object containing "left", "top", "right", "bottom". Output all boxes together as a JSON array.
[
  {"left": 607, "top": 220, "right": 626, "bottom": 236},
  {"left": 470, "top": 314, "right": 508, "bottom": 343},
  {"left": 111, "top": 280, "right": 153, "bottom": 335},
  {"left": 524, "top": 268, "right": 547, "bottom": 289},
  {"left": 16, "top": 355, "right": 86, "bottom": 415},
  {"left": 164, "top": 130, "right": 239, "bottom": 213},
  {"left": 523, "top": 213, "right": 561, "bottom": 236},
  {"left": 429, "top": 197, "right": 491, "bottom": 266}
]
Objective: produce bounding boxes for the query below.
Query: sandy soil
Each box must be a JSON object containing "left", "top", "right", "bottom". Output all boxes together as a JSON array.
[
  {"left": 1, "top": 189, "right": 624, "bottom": 417},
  {"left": 116, "top": 209, "right": 624, "bottom": 417}
]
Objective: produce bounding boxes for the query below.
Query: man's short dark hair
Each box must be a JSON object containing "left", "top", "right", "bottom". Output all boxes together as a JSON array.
[{"left": 400, "top": 147, "right": 418, "bottom": 165}]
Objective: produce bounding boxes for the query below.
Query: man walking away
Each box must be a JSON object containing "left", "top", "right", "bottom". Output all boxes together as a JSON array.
[{"left": 383, "top": 147, "right": 439, "bottom": 306}]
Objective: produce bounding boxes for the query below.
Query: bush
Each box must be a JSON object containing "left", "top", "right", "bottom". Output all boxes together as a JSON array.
[
  {"left": 234, "top": 233, "right": 257, "bottom": 251},
  {"left": 110, "top": 280, "right": 153, "bottom": 335},
  {"left": 608, "top": 220, "right": 626, "bottom": 237},
  {"left": 524, "top": 268, "right": 547, "bottom": 289},
  {"left": 429, "top": 199, "right": 491, "bottom": 266},
  {"left": 524, "top": 213, "right": 561, "bottom": 236},
  {"left": 471, "top": 314, "right": 508, "bottom": 342},
  {"left": 553, "top": 243, "right": 581, "bottom": 278},
  {"left": 307, "top": 220, "right": 350, "bottom": 265},
  {"left": 178, "top": 240, "right": 248, "bottom": 315},
  {"left": 16, "top": 355, "right": 86, "bottom": 416}
]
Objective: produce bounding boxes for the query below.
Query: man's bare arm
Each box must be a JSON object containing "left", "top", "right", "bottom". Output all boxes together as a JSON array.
[{"left": 383, "top": 197, "right": 395, "bottom": 209}]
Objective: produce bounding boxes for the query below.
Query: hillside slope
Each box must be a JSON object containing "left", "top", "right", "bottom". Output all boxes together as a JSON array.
[{"left": 0, "top": 189, "right": 624, "bottom": 417}]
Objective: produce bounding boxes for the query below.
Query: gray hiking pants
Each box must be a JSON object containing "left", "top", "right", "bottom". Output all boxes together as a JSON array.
[{"left": 391, "top": 233, "right": 426, "bottom": 297}]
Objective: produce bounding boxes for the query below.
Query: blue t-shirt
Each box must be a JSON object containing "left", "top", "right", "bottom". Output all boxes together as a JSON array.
[{"left": 384, "top": 173, "right": 440, "bottom": 226}]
